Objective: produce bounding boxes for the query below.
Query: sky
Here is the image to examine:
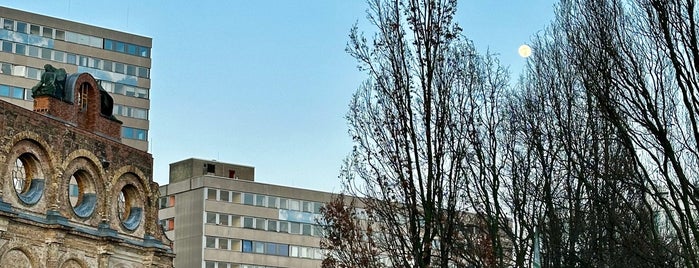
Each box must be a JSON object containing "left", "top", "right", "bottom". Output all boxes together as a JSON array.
[{"left": 2, "top": 0, "right": 556, "bottom": 193}]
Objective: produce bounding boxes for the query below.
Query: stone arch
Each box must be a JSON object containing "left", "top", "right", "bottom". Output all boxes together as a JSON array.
[
  {"left": 110, "top": 166, "right": 149, "bottom": 236},
  {"left": 57, "top": 253, "right": 88, "bottom": 268},
  {"left": 0, "top": 244, "right": 39, "bottom": 268},
  {"left": 60, "top": 150, "right": 106, "bottom": 225},
  {"left": 2, "top": 133, "right": 55, "bottom": 211}
]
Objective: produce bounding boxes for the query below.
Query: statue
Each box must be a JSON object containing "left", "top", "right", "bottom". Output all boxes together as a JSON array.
[{"left": 31, "top": 64, "right": 67, "bottom": 98}]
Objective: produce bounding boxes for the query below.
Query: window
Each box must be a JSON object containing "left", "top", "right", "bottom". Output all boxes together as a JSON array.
[
  {"left": 55, "top": 30, "right": 64, "bottom": 40},
  {"left": 290, "top": 223, "right": 300, "bottom": 234},
  {"left": 116, "top": 41, "right": 125, "bottom": 52},
  {"left": 267, "top": 197, "right": 277, "bottom": 208},
  {"left": 267, "top": 220, "right": 277, "bottom": 232},
  {"left": 279, "top": 222, "right": 288, "bottom": 233},
  {"left": 302, "top": 224, "right": 312, "bottom": 236},
  {"left": 2, "top": 42, "right": 11, "bottom": 53},
  {"left": 289, "top": 200, "right": 300, "bottom": 211},
  {"left": 279, "top": 198, "right": 288, "bottom": 209},
  {"left": 104, "top": 39, "right": 113, "bottom": 50},
  {"left": 278, "top": 244, "right": 289, "bottom": 256},
  {"left": 219, "top": 214, "right": 229, "bottom": 226},
  {"left": 266, "top": 243, "right": 277, "bottom": 255},
  {"left": 53, "top": 50, "right": 64, "bottom": 62},
  {"left": 127, "top": 44, "right": 136, "bottom": 55},
  {"left": 242, "top": 193, "right": 254, "bottom": 205},
  {"left": 2, "top": 19, "right": 12, "bottom": 30},
  {"left": 114, "top": 62, "right": 124, "bottom": 74},
  {"left": 290, "top": 246, "right": 299, "bottom": 257},
  {"left": 14, "top": 44, "right": 25, "bottom": 55},
  {"left": 207, "top": 188, "right": 217, "bottom": 200},
  {"left": 12, "top": 87, "right": 23, "bottom": 99},
  {"left": 27, "top": 46, "right": 39, "bottom": 57},
  {"left": 126, "top": 65, "right": 136, "bottom": 76},
  {"left": 205, "top": 261, "right": 215, "bottom": 268},
  {"left": 78, "top": 83, "right": 89, "bottom": 111},
  {"left": 42, "top": 27, "right": 53, "bottom": 38},
  {"left": 255, "top": 195, "right": 265, "bottom": 207},
  {"left": 66, "top": 53, "right": 77, "bottom": 65},
  {"left": 0, "top": 64, "right": 10, "bottom": 75},
  {"left": 30, "top": 25, "right": 39, "bottom": 35},
  {"left": 161, "top": 218, "right": 174, "bottom": 231},
  {"left": 254, "top": 218, "right": 265, "bottom": 230},
  {"left": 243, "top": 217, "right": 253, "bottom": 228},
  {"left": 16, "top": 22, "right": 26, "bottom": 33},
  {"left": 219, "top": 190, "right": 230, "bottom": 202},
  {"left": 206, "top": 163, "right": 216, "bottom": 174},
  {"left": 254, "top": 241, "right": 264, "bottom": 253},
  {"left": 205, "top": 236, "right": 216, "bottom": 248},
  {"left": 206, "top": 212, "right": 217, "bottom": 224},
  {"left": 303, "top": 201, "right": 313, "bottom": 212},
  {"left": 242, "top": 240, "right": 253, "bottom": 253},
  {"left": 0, "top": 85, "right": 9, "bottom": 96},
  {"left": 103, "top": 60, "right": 113, "bottom": 72},
  {"left": 219, "top": 238, "right": 229, "bottom": 250}
]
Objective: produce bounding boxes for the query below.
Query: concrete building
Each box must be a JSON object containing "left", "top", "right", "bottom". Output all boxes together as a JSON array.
[
  {"left": 0, "top": 69, "right": 172, "bottom": 266},
  {"left": 159, "top": 158, "right": 333, "bottom": 268},
  {"left": 0, "top": 6, "right": 152, "bottom": 151}
]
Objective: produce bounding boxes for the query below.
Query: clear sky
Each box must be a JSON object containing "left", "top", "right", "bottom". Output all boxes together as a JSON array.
[{"left": 2, "top": 0, "right": 556, "bottom": 193}]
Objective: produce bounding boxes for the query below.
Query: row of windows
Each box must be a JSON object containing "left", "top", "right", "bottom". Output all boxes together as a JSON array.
[
  {"left": 1, "top": 17, "right": 150, "bottom": 58},
  {"left": 204, "top": 262, "right": 278, "bottom": 268},
  {"left": 122, "top": 126, "right": 147, "bottom": 141},
  {"left": 0, "top": 40, "right": 150, "bottom": 79},
  {"left": 98, "top": 80, "right": 149, "bottom": 99},
  {"left": 0, "top": 84, "right": 31, "bottom": 101},
  {"left": 114, "top": 104, "right": 148, "bottom": 120},
  {"left": 206, "top": 188, "right": 324, "bottom": 214},
  {"left": 205, "top": 212, "right": 323, "bottom": 237},
  {"left": 0, "top": 60, "right": 149, "bottom": 100},
  {"left": 1, "top": 62, "right": 43, "bottom": 80},
  {"left": 204, "top": 236, "right": 324, "bottom": 260}
]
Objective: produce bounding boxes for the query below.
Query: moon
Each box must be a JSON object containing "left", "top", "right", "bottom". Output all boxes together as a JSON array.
[{"left": 518, "top": 44, "right": 532, "bottom": 58}]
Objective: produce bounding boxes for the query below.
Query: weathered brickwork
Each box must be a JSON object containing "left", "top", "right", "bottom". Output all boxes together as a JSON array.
[{"left": 0, "top": 73, "right": 173, "bottom": 267}]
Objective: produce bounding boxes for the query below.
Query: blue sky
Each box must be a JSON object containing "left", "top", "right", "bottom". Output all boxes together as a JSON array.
[{"left": 2, "top": 0, "right": 556, "bottom": 192}]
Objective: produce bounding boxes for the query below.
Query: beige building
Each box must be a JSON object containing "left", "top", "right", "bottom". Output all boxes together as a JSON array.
[
  {"left": 159, "top": 158, "right": 334, "bottom": 268},
  {"left": 0, "top": 6, "right": 151, "bottom": 151}
]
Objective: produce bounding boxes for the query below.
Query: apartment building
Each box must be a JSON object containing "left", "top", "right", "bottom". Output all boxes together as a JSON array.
[
  {"left": 0, "top": 6, "right": 151, "bottom": 150},
  {"left": 159, "top": 158, "right": 333, "bottom": 268}
]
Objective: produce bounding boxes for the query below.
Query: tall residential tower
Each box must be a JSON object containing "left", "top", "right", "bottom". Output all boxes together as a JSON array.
[{"left": 0, "top": 6, "right": 151, "bottom": 150}]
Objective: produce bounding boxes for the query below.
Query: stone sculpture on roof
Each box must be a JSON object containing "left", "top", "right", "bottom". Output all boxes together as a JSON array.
[{"left": 31, "top": 64, "right": 67, "bottom": 98}]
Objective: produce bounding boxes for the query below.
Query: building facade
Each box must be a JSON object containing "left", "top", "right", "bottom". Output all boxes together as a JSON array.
[
  {"left": 0, "top": 68, "right": 172, "bottom": 267},
  {"left": 159, "top": 158, "right": 333, "bottom": 268},
  {"left": 0, "top": 6, "right": 151, "bottom": 151}
]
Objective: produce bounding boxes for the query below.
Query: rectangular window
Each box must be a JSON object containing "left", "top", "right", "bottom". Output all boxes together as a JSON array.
[
  {"left": 27, "top": 46, "right": 39, "bottom": 57},
  {"left": 266, "top": 243, "right": 277, "bottom": 255},
  {"left": 207, "top": 189, "right": 217, "bottom": 200},
  {"left": 205, "top": 236, "right": 216, "bottom": 248},
  {"left": 2, "top": 42, "right": 12, "bottom": 53},
  {"left": 1, "top": 64, "right": 11, "bottom": 75},
  {"left": 14, "top": 43, "right": 25, "bottom": 55},
  {"left": 206, "top": 163, "right": 216, "bottom": 173},
  {"left": 314, "top": 202, "right": 323, "bottom": 213},
  {"left": 41, "top": 48, "right": 51, "bottom": 59},
  {"left": 205, "top": 261, "right": 215, "bottom": 268},
  {"left": 243, "top": 217, "right": 253, "bottom": 228},
  {"left": 242, "top": 240, "right": 252, "bottom": 253},
  {"left": 254, "top": 218, "right": 265, "bottom": 230},
  {"left": 126, "top": 65, "right": 136, "bottom": 76},
  {"left": 218, "top": 238, "right": 229, "bottom": 250},
  {"left": 219, "top": 190, "right": 230, "bottom": 202},
  {"left": 289, "top": 200, "right": 300, "bottom": 211},
  {"left": 2, "top": 19, "right": 12, "bottom": 30},
  {"left": 290, "top": 246, "right": 299, "bottom": 257},
  {"left": 30, "top": 25, "right": 40, "bottom": 35},
  {"left": 302, "top": 224, "right": 312, "bottom": 236},
  {"left": 168, "top": 195, "right": 175, "bottom": 206},
  {"left": 254, "top": 241, "right": 264, "bottom": 254},
  {"left": 27, "top": 67, "right": 40, "bottom": 80},
  {"left": 55, "top": 30, "right": 64, "bottom": 40},
  {"left": 278, "top": 244, "right": 289, "bottom": 256},
  {"left": 116, "top": 41, "right": 125, "bottom": 52},
  {"left": 255, "top": 195, "right": 265, "bottom": 207},
  {"left": 220, "top": 214, "right": 230, "bottom": 226},
  {"left": 0, "top": 85, "right": 9, "bottom": 96},
  {"left": 16, "top": 22, "right": 26, "bottom": 33},
  {"left": 114, "top": 62, "right": 124, "bottom": 74},
  {"left": 42, "top": 27, "right": 53, "bottom": 38},
  {"left": 279, "top": 221, "right": 288, "bottom": 233},
  {"left": 127, "top": 44, "right": 137, "bottom": 55},
  {"left": 103, "top": 60, "right": 113, "bottom": 72},
  {"left": 267, "top": 197, "right": 277, "bottom": 208},
  {"left": 165, "top": 218, "right": 175, "bottom": 231},
  {"left": 137, "top": 67, "right": 149, "bottom": 78},
  {"left": 66, "top": 53, "right": 77, "bottom": 65},
  {"left": 267, "top": 220, "right": 277, "bottom": 232},
  {"left": 206, "top": 212, "right": 217, "bottom": 224},
  {"left": 104, "top": 39, "right": 113, "bottom": 50},
  {"left": 290, "top": 222, "right": 300, "bottom": 234},
  {"left": 242, "top": 193, "right": 254, "bottom": 205},
  {"left": 12, "top": 87, "right": 24, "bottom": 99},
  {"left": 279, "top": 198, "right": 288, "bottom": 209},
  {"left": 53, "top": 50, "right": 64, "bottom": 62}
]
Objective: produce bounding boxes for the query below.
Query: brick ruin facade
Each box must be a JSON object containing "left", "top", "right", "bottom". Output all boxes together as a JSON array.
[{"left": 0, "top": 72, "right": 173, "bottom": 267}]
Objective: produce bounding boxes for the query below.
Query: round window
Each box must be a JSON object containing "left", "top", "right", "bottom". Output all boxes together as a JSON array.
[
  {"left": 12, "top": 153, "right": 44, "bottom": 205},
  {"left": 118, "top": 184, "right": 142, "bottom": 231},
  {"left": 69, "top": 170, "right": 96, "bottom": 218}
]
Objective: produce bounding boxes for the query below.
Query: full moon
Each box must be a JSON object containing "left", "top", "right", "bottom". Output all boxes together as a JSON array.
[{"left": 518, "top": 44, "right": 532, "bottom": 58}]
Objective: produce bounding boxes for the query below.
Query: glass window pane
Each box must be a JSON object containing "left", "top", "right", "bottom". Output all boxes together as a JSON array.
[
  {"left": 278, "top": 244, "right": 289, "bottom": 256},
  {"left": 206, "top": 212, "right": 217, "bottom": 224},
  {"left": 266, "top": 243, "right": 277, "bottom": 255},
  {"left": 255, "top": 195, "right": 265, "bottom": 206},
  {"left": 1, "top": 63, "right": 11, "bottom": 75},
  {"left": 2, "top": 19, "right": 12, "bottom": 30},
  {"left": 243, "top": 217, "right": 253, "bottom": 228},
  {"left": 16, "top": 22, "right": 26, "bottom": 33},
  {"left": 290, "top": 246, "right": 299, "bottom": 257},
  {"left": 41, "top": 48, "right": 51, "bottom": 59},
  {"left": 55, "top": 30, "right": 64, "bottom": 40},
  {"left": 267, "top": 197, "right": 277, "bottom": 208},
  {"left": 303, "top": 201, "right": 312, "bottom": 212},
  {"left": 254, "top": 242, "right": 264, "bottom": 253},
  {"left": 103, "top": 60, "right": 113, "bottom": 72},
  {"left": 114, "top": 62, "right": 124, "bottom": 74},
  {"left": 0, "top": 85, "right": 10, "bottom": 96},
  {"left": 116, "top": 41, "right": 125, "bottom": 52},
  {"left": 104, "top": 39, "right": 113, "bottom": 50},
  {"left": 12, "top": 87, "right": 24, "bottom": 99},
  {"left": 2, "top": 42, "right": 12, "bottom": 52},
  {"left": 30, "top": 25, "right": 40, "bottom": 35},
  {"left": 126, "top": 65, "right": 136, "bottom": 76},
  {"left": 53, "top": 50, "right": 64, "bottom": 62},
  {"left": 242, "top": 240, "right": 252, "bottom": 252},
  {"left": 302, "top": 224, "right": 312, "bottom": 235},
  {"left": 289, "top": 200, "right": 300, "bottom": 211},
  {"left": 207, "top": 189, "right": 217, "bottom": 200},
  {"left": 205, "top": 261, "right": 215, "bottom": 268},
  {"left": 127, "top": 44, "right": 136, "bottom": 55},
  {"left": 138, "top": 67, "right": 149, "bottom": 78},
  {"left": 205, "top": 236, "right": 216, "bottom": 248},
  {"left": 314, "top": 202, "right": 323, "bottom": 213},
  {"left": 279, "top": 221, "right": 288, "bottom": 233},
  {"left": 254, "top": 218, "right": 265, "bottom": 230},
  {"left": 220, "top": 214, "right": 229, "bottom": 225},
  {"left": 66, "top": 53, "right": 77, "bottom": 65},
  {"left": 42, "top": 27, "right": 53, "bottom": 38},
  {"left": 279, "top": 198, "right": 288, "bottom": 209},
  {"left": 290, "top": 222, "right": 300, "bottom": 234},
  {"left": 242, "top": 193, "right": 254, "bottom": 205},
  {"left": 218, "top": 238, "right": 229, "bottom": 250},
  {"left": 219, "top": 190, "right": 229, "bottom": 202},
  {"left": 14, "top": 43, "right": 25, "bottom": 55},
  {"left": 267, "top": 220, "right": 277, "bottom": 232}
]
